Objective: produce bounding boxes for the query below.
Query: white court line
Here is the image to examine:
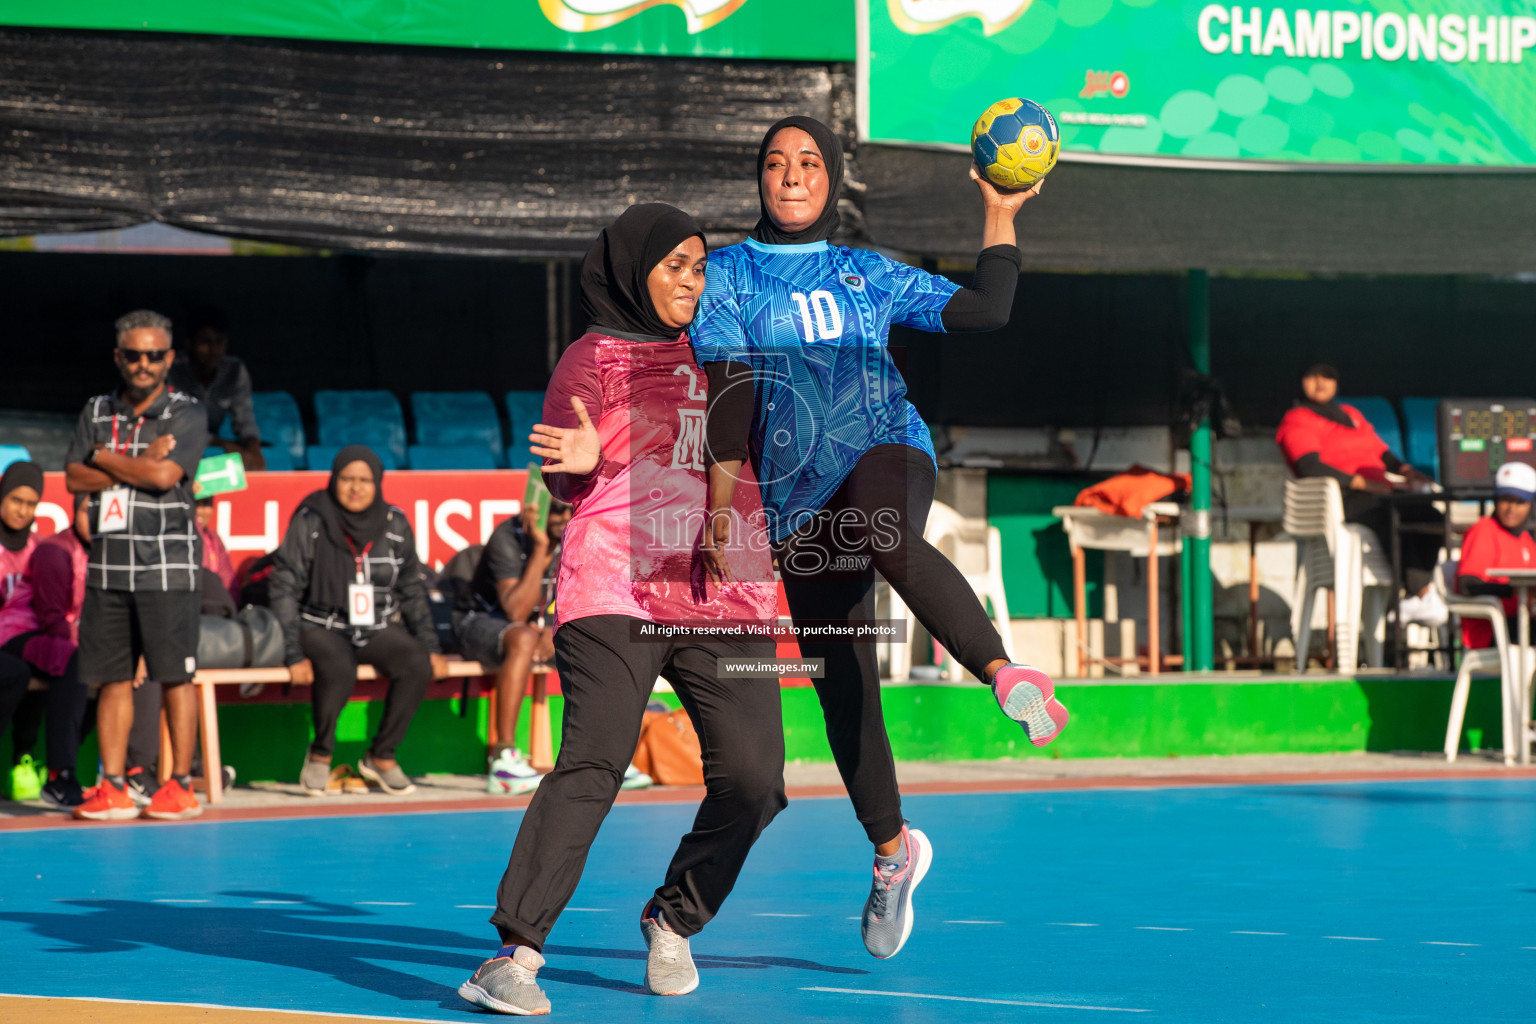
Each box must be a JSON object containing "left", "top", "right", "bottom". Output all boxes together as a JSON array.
[
  {"left": 1422, "top": 941, "right": 1480, "bottom": 947},
  {"left": 564, "top": 908, "right": 612, "bottom": 913},
  {"left": 945, "top": 920, "right": 1005, "bottom": 925},
  {"left": 1232, "top": 931, "right": 1286, "bottom": 935},
  {"left": 755, "top": 912, "right": 811, "bottom": 917},
  {"left": 253, "top": 900, "right": 300, "bottom": 905},
  {"left": 152, "top": 899, "right": 209, "bottom": 903},
  {"left": 1324, "top": 936, "right": 1381, "bottom": 941},
  {"left": 455, "top": 904, "right": 496, "bottom": 909},
  {"left": 1049, "top": 922, "right": 1100, "bottom": 927},
  {"left": 0, "top": 992, "right": 456, "bottom": 1022},
  {"left": 355, "top": 901, "right": 414, "bottom": 906},
  {"left": 803, "top": 987, "right": 1150, "bottom": 1013},
  {"left": 1135, "top": 926, "right": 1190, "bottom": 931}
]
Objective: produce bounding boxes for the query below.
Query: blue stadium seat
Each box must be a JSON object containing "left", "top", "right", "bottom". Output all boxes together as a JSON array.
[
  {"left": 408, "top": 444, "right": 500, "bottom": 470},
  {"left": 202, "top": 446, "right": 226, "bottom": 460},
  {"left": 412, "top": 392, "right": 504, "bottom": 467},
  {"left": 251, "top": 391, "right": 307, "bottom": 469},
  {"left": 0, "top": 445, "right": 31, "bottom": 473},
  {"left": 314, "top": 390, "right": 407, "bottom": 468},
  {"left": 505, "top": 390, "right": 546, "bottom": 470},
  {"left": 260, "top": 446, "right": 295, "bottom": 472},
  {"left": 1341, "top": 396, "right": 1404, "bottom": 462},
  {"left": 306, "top": 444, "right": 399, "bottom": 472},
  {"left": 1400, "top": 397, "right": 1441, "bottom": 482}
]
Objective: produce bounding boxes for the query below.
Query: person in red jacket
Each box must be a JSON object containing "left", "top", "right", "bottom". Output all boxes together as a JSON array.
[
  {"left": 1456, "top": 461, "right": 1536, "bottom": 649},
  {"left": 1275, "top": 364, "right": 1446, "bottom": 626}
]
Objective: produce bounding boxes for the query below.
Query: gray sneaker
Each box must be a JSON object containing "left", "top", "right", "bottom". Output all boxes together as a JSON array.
[
  {"left": 640, "top": 908, "right": 699, "bottom": 996},
  {"left": 300, "top": 759, "right": 332, "bottom": 797},
  {"left": 459, "top": 946, "right": 551, "bottom": 1015},
  {"left": 861, "top": 824, "right": 933, "bottom": 959},
  {"left": 357, "top": 755, "right": 416, "bottom": 795}
]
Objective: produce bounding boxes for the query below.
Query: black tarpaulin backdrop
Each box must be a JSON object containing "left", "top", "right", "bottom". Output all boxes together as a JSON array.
[
  {"left": 3, "top": 26, "right": 1536, "bottom": 270},
  {"left": 0, "top": 27, "right": 860, "bottom": 255}
]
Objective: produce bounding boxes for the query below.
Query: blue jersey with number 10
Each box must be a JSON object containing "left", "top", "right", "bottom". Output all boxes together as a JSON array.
[{"left": 690, "top": 237, "right": 960, "bottom": 543}]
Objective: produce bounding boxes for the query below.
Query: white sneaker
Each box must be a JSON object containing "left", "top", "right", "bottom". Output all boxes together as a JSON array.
[
  {"left": 1400, "top": 589, "right": 1449, "bottom": 629},
  {"left": 487, "top": 748, "right": 542, "bottom": 796},
  {"left": 621, "top": 764, "right": 653, "bottom": 791}
]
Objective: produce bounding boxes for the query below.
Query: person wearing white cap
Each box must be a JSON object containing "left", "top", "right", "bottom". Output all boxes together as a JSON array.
[{"left": 1455, "top": 461, "right": 1536, "bottom": 651}]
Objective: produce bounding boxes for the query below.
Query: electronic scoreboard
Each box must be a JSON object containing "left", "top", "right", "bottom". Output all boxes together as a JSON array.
[{"left": 1438, "top": 397, "right": 1536, "bottom": 494}]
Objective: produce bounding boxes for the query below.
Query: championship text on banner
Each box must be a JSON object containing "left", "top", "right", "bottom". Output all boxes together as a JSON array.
[{"left": 863, "top": 0, "right": 1536, "bottom": 166}]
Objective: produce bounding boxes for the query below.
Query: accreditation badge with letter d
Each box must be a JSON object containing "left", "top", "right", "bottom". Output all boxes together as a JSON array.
[{"left": 348, "top": 582, "right": 376, "bottom": 626}]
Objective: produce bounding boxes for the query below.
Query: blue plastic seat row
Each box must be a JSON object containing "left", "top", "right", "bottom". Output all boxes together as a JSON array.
[
  {"left": 243, "top": 390, "right": 546, "bottom": 471},
  {"left": 1342, "top": 395, "right": 1441, "bottom": 481}
]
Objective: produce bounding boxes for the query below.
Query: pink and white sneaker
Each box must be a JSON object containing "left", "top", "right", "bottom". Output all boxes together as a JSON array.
[{"left": 991, "top": 664, "right": 1069, "bottom": 747}]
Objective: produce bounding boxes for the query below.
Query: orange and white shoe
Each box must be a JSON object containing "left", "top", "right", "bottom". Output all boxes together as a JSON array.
[
  {"left": 144, "top": 777, "right": 203, "bottom": 821},
  {"left": 73, "top": 779, "right": 140, "bottom": 822}
]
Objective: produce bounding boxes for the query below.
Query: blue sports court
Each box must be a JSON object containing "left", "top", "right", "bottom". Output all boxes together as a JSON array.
[{"left": 3, "top": 776, "right": 1534, "bottom": 1023}]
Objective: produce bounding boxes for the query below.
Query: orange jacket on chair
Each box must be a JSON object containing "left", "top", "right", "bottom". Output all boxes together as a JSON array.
[{"left": 1074, "top": 466, "right": 1191, "bottom": 519}]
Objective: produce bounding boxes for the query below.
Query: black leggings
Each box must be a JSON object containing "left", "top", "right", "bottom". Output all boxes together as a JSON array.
[
  {"left": 300, "top": 623, "right": 432, "bottom": 761},
  {"left": 492, "top": 615, "right": 784, "bottom": 949},
  {"left": 0, "top": 648, "right": 33, "bottom": 763},
  {"left": 2, "top": 635, "right": 87, "bottom": 774},
  {"left": 777, "top": 443, "right": 1009, "bottom": 845}
]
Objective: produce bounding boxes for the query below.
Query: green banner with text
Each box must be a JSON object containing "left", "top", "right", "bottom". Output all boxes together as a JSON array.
[
  {"left": 863, "top": 0, "right": 1536, "bottom": 166},
  {"left": 0, "top": 0, "right": 853, "bottom": 61}
]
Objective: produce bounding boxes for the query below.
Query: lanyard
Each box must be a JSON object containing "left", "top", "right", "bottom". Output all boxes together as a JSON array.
[
  {"left": 109, "top": 413, "right": 145, "bottom": 455},
  {"left": 344, "top": 536, "right": 373, "bottom": 584}
]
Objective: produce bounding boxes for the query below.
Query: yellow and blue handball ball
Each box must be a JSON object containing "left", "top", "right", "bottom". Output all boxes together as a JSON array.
[{"left": 971, "top": 97, "right": 1060, "bottom": 191}]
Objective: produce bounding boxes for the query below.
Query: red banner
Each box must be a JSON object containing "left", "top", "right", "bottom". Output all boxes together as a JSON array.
[
  {"left": 37, "top": 470, "right": 816, "bottom": 683},
  {"left": 38, "top": 470, "right": 530, "bottom": 576}
]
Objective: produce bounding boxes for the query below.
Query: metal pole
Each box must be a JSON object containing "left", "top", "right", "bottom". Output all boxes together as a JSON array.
[{"left": 1188, "top": 269, "right": 1215, "bottom": 672}]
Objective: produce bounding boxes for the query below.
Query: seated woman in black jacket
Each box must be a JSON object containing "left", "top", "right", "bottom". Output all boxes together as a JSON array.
[{"left": 270, "top": 446, "right": 446, "bottom": 795}]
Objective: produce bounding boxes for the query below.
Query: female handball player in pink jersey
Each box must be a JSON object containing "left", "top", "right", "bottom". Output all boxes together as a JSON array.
[{"left": 460, "top": 204, "right": 784, "bottom": 1015}]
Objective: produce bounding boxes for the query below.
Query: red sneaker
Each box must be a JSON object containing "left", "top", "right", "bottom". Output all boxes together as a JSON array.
[
  {"left": 144, "top": 777, "right": 203, "bottom": 821},
  {"left": 73, "top": 779, "right": 140, "bottom": 821}
]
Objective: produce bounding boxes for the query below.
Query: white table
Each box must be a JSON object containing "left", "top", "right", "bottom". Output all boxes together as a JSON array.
[
  {"left": 1054, "top": 502, "right": 1181, "bottom": 676},
  {"left": 1488, "top": 567, "right": 1536, "bottom": 764}
]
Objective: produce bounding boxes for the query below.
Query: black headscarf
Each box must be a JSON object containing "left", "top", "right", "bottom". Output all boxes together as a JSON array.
[
  {"left": 749, "top": 115, "right": 845, "bottom": 246},
  {"left": 1297, "top": 363, "right": 1352, "bottom": 427},
  {"left": 580, "top": 203, "right": 706, "bottom": 339},
  {"left": 0, "top": 461, "right": 43, "bottom": 553},
  {"left": 296, "top": 446, "right": 389, "bottom": 612}
]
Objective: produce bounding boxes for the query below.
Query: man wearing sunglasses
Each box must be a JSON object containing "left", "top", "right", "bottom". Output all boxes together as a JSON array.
[{"left": 64, "top": 309, "right": 208, "bottom": 822}]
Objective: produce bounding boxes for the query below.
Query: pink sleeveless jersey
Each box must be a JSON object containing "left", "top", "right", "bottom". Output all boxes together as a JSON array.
[{"left": 542, "top": 330, "right": 776, "bottom": 630}]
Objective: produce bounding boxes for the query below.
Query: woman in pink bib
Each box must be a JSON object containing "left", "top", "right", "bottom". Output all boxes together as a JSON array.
[{"left": 460, "top": 204, "right": 785, "bottom": 1015}]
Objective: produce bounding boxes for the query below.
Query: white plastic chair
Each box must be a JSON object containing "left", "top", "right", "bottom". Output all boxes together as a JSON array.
[
  {"left": 1284, "top": 478, "right": 1394, "bottom": 673},
  {"left": 1442, "top": 560, "right": 1521, "bottom": 764},
  {"left": 885, "top": 501, "right": 1012, "bottom": 681}
]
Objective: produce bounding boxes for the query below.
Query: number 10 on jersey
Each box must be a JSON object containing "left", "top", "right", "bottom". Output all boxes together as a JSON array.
[{"left": 792, "top": 290, "right": 843, "bottom": 343}]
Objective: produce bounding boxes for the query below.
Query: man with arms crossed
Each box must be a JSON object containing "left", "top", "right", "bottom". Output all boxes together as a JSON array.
[{"left": 66, "top": 309, "right": 208, "bottom": 821}]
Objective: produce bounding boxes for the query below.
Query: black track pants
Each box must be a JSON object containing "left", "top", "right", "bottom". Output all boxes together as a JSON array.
[
  {"left": 777, "top": 443, "right": 1009, "bottom": 845},
  {"left": 301, "top": 623, "right": 432, "bottom": 762},
  {"left": 491, "top": 615, "right": 784, "bottom": 949}
]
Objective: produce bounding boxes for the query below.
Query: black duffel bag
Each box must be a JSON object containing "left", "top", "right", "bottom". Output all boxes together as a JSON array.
[{"left": 197, "top": 605, "right": 286, "bottom": 670}]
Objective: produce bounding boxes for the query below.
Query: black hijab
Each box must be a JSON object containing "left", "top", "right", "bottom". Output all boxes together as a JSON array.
[
  {"left": 1297, "top": 363, "right": 1352, "bottom": 427},
  {"left": 580, "top": 203, "right": 706, "bottom": 340},
  {"left": 296, "top": 446, "right": 389, "bottom": 612},
  {"left": 749, "top": 115, "right": 845, "bottom": 246},
  {"left": 0, "top": 461, "right": 43, "bottom": 553}
]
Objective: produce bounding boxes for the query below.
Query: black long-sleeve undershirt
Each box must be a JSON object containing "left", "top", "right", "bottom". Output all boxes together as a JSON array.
[
  {"left": 702, "top": 245, "right": 1023, "bottom": 464},
  {"left": 1460, "top": 575, "right": 1515, "bottom": 600},
  {"left": 940, "top": 244, "right": 1022, "bottom": 332}
]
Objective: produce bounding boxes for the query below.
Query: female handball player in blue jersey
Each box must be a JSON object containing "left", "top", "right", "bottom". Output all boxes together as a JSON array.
[{"left": 690, "top": 115, "right": 1069, "bottom": 960}]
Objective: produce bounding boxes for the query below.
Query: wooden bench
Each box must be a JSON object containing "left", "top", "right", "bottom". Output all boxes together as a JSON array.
[{"left": 172, "top": 657, "right": 555, "bottom": 804}]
